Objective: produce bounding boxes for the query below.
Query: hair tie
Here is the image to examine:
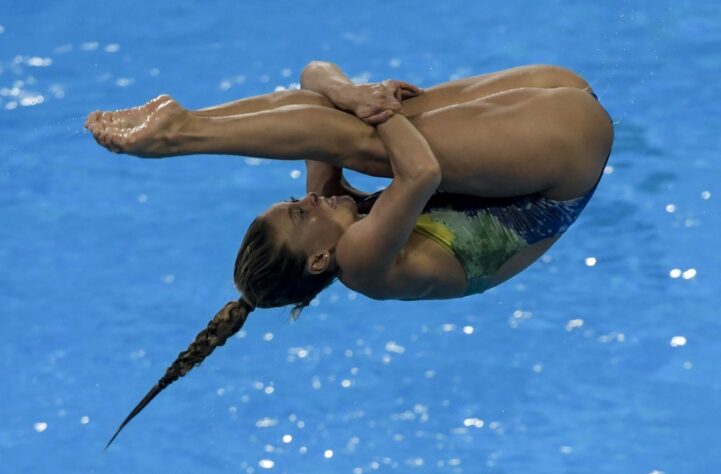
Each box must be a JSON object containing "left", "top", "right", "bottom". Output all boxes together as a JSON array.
[{"left": 240, "top": 296, "right": 255, "bottom": 311}]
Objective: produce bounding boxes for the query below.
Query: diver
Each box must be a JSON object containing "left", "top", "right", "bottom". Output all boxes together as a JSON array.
[{"left": 86, "top": 62, "right": 613, "bottom": 447}]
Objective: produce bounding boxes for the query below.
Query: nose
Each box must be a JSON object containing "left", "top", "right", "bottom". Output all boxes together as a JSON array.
[{"left": 306, "top": 192, "right": 319, "bottom": 207}]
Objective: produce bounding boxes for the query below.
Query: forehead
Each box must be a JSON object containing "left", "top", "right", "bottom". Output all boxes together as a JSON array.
[
  {"left": 266, "top": 201, "right": 290, "bottom": 219},
  {"left": 264, "top": 201, "right": 293, "bottom": 232}
]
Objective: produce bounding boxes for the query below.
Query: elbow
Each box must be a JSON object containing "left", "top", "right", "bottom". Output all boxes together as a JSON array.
[
  {"left": 303, "top": 60, "right": 326, "bottom": 70},
  {"left": 410, "top": 164, "right": 442, "bottom": 187},
  {"left": 301, "top": 61, "right": 317, "bottom": 77},
  {"left": 304, "top": 60, "right": 334, "bottom": 69},
  {"left": 301, "top": 61, "right": 331, "bottom": 83}
]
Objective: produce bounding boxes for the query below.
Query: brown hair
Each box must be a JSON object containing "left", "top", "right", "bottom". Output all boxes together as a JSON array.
[{"left": 106, "top": 214, "right": 337, "bottom": 449}]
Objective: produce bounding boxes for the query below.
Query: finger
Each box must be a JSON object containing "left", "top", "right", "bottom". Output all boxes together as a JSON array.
[
  {"left": 398, "top": 81, "right": 424, "bottom": 94},
  {"left": 387, "top": 99, "right": 402, "bottom": 112},
  {"left": 364, "top": 109, "right": 394, "bottom": 125}
]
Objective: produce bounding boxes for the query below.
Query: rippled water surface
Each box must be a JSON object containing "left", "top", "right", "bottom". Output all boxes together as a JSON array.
[{"left": 2, "top": 1, "right": 720, "bottom": 473}]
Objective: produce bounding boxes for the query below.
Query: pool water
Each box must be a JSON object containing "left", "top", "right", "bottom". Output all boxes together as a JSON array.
[{"left": 1, "top": 1, "right": 719, "bottom": 473}]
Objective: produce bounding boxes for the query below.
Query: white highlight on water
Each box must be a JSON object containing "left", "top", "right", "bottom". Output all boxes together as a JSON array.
[
  {"left": 385, "top": 341, "right": 405, "bottom": 354},
  {"left": 255, "top": 417, "right": 278, "bottom": 428},
  {"left": 441, "top": 323, "right": 456, "bottom": 332},
  {"left": 670, "top": 336, "right": 687, "bottom": 347},
  {"left": 566, "top": 319, "right": 584, "bottom": 331},
  {"left": 463, "top": 417, "right": 484, "bottom": 428},
  {"left": 115, "top": 78, "right": 134, "bottom": 87}
]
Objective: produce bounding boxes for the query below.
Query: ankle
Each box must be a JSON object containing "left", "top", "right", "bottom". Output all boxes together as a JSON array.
[{"left": 165, "top": 109, "right": 195, "bottom": 155}]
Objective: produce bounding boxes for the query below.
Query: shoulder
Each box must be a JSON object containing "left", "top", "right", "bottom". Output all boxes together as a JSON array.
[
  {"left": 335, "top": 235, "right": 393, "bottom": 299},
  {"left": 337, "top": 232, "right": 467, "bottom": 300}
]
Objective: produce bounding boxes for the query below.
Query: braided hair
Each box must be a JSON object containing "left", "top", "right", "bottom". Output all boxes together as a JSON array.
[{"left": 106, "top": 214, "right": 338, "bottom": 448}]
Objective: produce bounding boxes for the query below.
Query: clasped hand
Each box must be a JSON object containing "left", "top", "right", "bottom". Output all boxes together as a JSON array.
[{"left": 331, "top": 80, "right": 424, "bottom": 125}]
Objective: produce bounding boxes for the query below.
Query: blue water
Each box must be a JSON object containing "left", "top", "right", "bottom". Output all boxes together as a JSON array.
[{"left": 2, "top": 1, "right": 720, "bottom": 473}]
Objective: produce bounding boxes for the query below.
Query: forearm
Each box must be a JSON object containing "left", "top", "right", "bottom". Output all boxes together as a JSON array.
[
  {"left": 375, "top": 115, "right": 441, "bottom": 181},
  {"left": 305, "top": 160, "right": 372, "bottom": 201},
  {"left": 301, "top": 61, "right": 370, "bottom": 198}
]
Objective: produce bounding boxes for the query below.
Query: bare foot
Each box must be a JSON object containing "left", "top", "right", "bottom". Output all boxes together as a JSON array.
[
  {"left": 86, "top": 96, "right": 190, "bottom": 157},
  {"left": 85, "top": 94, "right": 172, "bottom": 131}
]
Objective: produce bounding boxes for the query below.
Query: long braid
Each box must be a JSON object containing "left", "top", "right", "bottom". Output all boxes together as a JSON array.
[
  {"left": 105, "top": 297, "right": 255, "bottom": 449},
  {"left": 106, "top": 210, "right": 339, "bottom": 449},
  {"left": 158, "top": 299, "right": 252, "bottom": 389}
]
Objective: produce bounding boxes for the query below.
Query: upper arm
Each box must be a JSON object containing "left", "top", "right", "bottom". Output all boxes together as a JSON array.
[
  {"left": 337, "top": 171, "right": 441, "bottom": 279},
  {"left": 305, "top": 160, "right": 373, "bottom": 203},
  {"left": 305, "top": 160, "right": 342, "bottom": 196}
]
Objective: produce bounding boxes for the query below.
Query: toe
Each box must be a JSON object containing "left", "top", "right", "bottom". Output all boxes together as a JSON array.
[
  {"left": 99, "top": 129, "right": 111, "bottom": 149},
  {"left": 100, "top": 111, "right": 115, "bottom": 126},
  {"left": 109, "top": 134, "right": 125, "bottom": 153},
  {"left": 84, "top": 111, "right": 100, "bottom": 128},
  {"left": 88, "top": 121, "right": 102, "bottom": 138}
]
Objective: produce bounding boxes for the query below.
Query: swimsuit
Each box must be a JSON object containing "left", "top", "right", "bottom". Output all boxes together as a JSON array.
[{"left": 357, "top": 154, "right": 609, "bottom": 296}]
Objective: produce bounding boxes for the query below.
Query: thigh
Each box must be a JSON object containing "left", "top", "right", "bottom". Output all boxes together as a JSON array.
[
  {"left": 405, "top": 87, "right": 613, "bottom": 200},
  {"left": 402, "top": 64, "right": 593, "bottom": 116}
]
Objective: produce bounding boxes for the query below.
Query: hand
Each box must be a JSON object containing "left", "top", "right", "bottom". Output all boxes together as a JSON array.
[
  {"left": 381, "top": 79, "right": 424, "bottom": 103},
  {"left": 329, "top": 80, "right": 424, "bottom": 125}
]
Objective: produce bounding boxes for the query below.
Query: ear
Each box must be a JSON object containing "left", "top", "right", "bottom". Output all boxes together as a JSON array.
[{"left": 307, "top": 250, "right": 331, "bottom": 275}]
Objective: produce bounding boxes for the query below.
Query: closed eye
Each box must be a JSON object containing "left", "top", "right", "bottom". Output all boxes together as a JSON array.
[{"left": 286, "top": 196, "right": 304, "bottom": 221}]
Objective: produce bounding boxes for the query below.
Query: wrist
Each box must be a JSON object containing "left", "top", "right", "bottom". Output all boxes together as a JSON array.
[{"left": 326, "top": 83, "right": 354, "bottom": 110}]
